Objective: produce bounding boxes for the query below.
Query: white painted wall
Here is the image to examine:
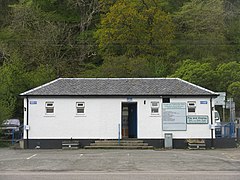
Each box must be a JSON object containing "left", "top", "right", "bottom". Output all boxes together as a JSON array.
[
  {"left": 23, "top": 96, "right": 214, "bottom": 140},
  {"left": 137, "top": 97, "right": 213, "bottom": 139},
  {"left": 25, "top": 97, "right": 121, "bottom": 139}
]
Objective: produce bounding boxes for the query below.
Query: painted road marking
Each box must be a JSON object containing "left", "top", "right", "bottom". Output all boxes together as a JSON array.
[
  {"left": 1, "top": 171, "right": 240, "bottom": 175},
  {"left": 26, "top": 154, "right": 37, "bottom": 160},
  {"left": 79, "top": 154, "right": 83, "bottom": 158}
]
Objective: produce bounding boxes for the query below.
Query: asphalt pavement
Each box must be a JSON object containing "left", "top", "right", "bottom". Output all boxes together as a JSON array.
[{"left": 0, "top": 148, "right": 240, "bottom": 180}]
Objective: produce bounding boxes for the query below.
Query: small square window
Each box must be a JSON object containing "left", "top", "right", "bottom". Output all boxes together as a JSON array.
[
  {"left": 45, "top": 102, "right": 54, "bottom": 115},
  {"left": 151, "top": 101, "right": 159, "bottom": 115},
  {"left": 187, "top": 101, "right": 196, "bottom": 113},
  {"left": 76, "top": 102, "right": 85, "bottom": 115},
  {"left": 163, "top": 98, "right": 170, "bottom": 103}
]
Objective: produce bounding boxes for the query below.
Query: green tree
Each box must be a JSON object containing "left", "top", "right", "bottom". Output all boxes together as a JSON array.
[
  {"left": 161, "top": 0, "right": 190, "bottom": 13},
  {"left": 170, "top": 59, "right": 218, "bottom": 90},
  {"left": 84, "top": 56, "right": 154, "bottom": 78},
  {"left": 25, "top": 64, "right": 56, "bottom": 89},
  {"left": 95, "top": 0, "right": 175, "bottom": 58},
  {"left": 174, "top": 0, "right": 227, "bottom": 62},
  {"left": 0, "top": 54, "right": 27, "bottom": 122},
  {"left": 224, "top": 0, "right": 240, "bottom": 62},
  {"left": 228, "top": 81, "right": 240, "bottom": 106},
  {"left": 1, "top": 0, "right": 100, "bottom": 77},
  {"left": 216, "top": 61, "right": 240, "bottom": 91},
  {"left": 0, "top": 0, "right": 18, "bottom": 65},
  {"left": 0, "top": 0, "right": 18, "bottom": 27},
  {"left": 0, "top": 53, "right": 56, "bottom": 123}
]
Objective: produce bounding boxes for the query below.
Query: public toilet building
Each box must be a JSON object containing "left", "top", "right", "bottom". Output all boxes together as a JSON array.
[{"left": 20, "top": 78, "right": 219, "bottom": 149}]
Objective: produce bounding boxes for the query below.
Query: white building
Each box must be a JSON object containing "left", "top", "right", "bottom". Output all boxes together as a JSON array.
[{"left": 20, "top": 78, "right": 219, "bottom": 149}]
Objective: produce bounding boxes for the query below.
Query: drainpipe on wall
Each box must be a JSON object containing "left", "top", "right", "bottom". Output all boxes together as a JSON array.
[
  {"left": 210, "top": 97, "right": 214, "bottom": 148},
  {"left": 26, "top": 96, "right": 29, "bottom": 149}
]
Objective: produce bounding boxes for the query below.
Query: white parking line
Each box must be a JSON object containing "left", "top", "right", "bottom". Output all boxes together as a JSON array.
[{"left": 26, "top": 154, "right": 37, "bottom": 160}]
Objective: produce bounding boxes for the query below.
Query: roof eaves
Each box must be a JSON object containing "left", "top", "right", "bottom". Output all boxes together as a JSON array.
[
  {"left": 59, "top": 77, "right": 178, "bottom": 80},
  {"left": 22, "top": 93, "right": 218, "bottom": 97},
  {"left": 177, "top": 78, "right": 218, "bottom": 96},
  {"left": 20, "top": 78, "right": 62, "bottom": 96}
]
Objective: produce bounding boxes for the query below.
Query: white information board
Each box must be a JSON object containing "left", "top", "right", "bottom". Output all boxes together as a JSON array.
[
  {"left": 162, "top": 102, "right": 187, "bottom": 131},
  {"left": 187, "top": 115, "right": 209, "bottom": 124}
]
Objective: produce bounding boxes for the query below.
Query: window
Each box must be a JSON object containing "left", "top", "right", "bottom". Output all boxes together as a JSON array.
[
  {"left": 187, "top": 101, "right": 196, "bottom": 113},
  {"left": 151, "top": 101, "right": 159, "bottom": 115},
  {"left": 45, "top": 102, "right": 54, "bottom": 114},
  {"left": 163, "top": 98, "right": 170, "bottom": 103},
  {"left": 76, "top": 102, "right": 85, "bottom": 115}
]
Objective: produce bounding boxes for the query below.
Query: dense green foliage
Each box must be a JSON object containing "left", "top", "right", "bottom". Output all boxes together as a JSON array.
[{"left": 0, "top": 0, "right": 240, "bottom": 122}]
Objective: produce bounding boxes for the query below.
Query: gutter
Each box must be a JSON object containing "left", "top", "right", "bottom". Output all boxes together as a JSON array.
[{"left": 19, "top": 94, "right": 219, "bottom": 98}]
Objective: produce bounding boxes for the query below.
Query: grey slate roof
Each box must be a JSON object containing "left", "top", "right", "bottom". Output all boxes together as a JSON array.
[{"left": 20, "top": 78, "right": 217, "bottom": 96}]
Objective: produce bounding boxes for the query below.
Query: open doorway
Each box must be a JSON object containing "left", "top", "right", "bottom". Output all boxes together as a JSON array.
[{"left": 122, "top": 102, "right": 137, "bottom": 138}]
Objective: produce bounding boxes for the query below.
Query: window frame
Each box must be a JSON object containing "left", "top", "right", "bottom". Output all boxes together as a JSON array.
[
  {"left": 187, "top": 101, "right": 196, "bottom": 113},
  {"left": 76, "top": 102, "right": 85, "bottom": 115},
  {"left": 45, "top": 102, "right": 54, "bottom": 115},
  {"left": 151, "top": 101, "right": 160, "bottom": 115}
]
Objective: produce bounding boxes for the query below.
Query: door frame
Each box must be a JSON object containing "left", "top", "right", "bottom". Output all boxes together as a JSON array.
[{"left": 121, "top": 102, "right": 138, "bottom": 139}]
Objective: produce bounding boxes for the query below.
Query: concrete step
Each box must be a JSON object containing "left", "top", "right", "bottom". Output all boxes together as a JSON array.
[
  {"left": 85, "top": 139, "right": 153, "bottom": 149},
  {"left": 90, "top": 142, "right": 149, "bottom": 146},
  {"left": 84, "top": 145, "right": 154, "bottom": 149},
  {"left": 94, "top": 140, "right": 144, "bottom": 144}
]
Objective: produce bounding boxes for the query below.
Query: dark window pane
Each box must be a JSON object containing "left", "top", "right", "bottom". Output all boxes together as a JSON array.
[
  {"left": 188, "top": 108, "right": 195, "bottom": 112},
  {"left": 46, "top": 108, "right": 54, "bottom": 114},
  {"left": 151, "top": 108, "right": 159, "bottom": 113},
  {"left": 163, "top": 98, "right": 170, "bottom": 103},
  {"left": 77, "top": 108, "right": 84, "bottom": 114}
]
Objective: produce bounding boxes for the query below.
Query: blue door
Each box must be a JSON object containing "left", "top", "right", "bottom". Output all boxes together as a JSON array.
[{"left": 127, "top": 103, "right": 137, "bottom": 138}]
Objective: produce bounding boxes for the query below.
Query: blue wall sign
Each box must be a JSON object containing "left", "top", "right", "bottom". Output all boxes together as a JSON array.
[
  {"left": 30, "top": 101, "right": 37, "bottom": 105},
  {"left": 200, "top": 101, "right": 208, "bottom": 104}
]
